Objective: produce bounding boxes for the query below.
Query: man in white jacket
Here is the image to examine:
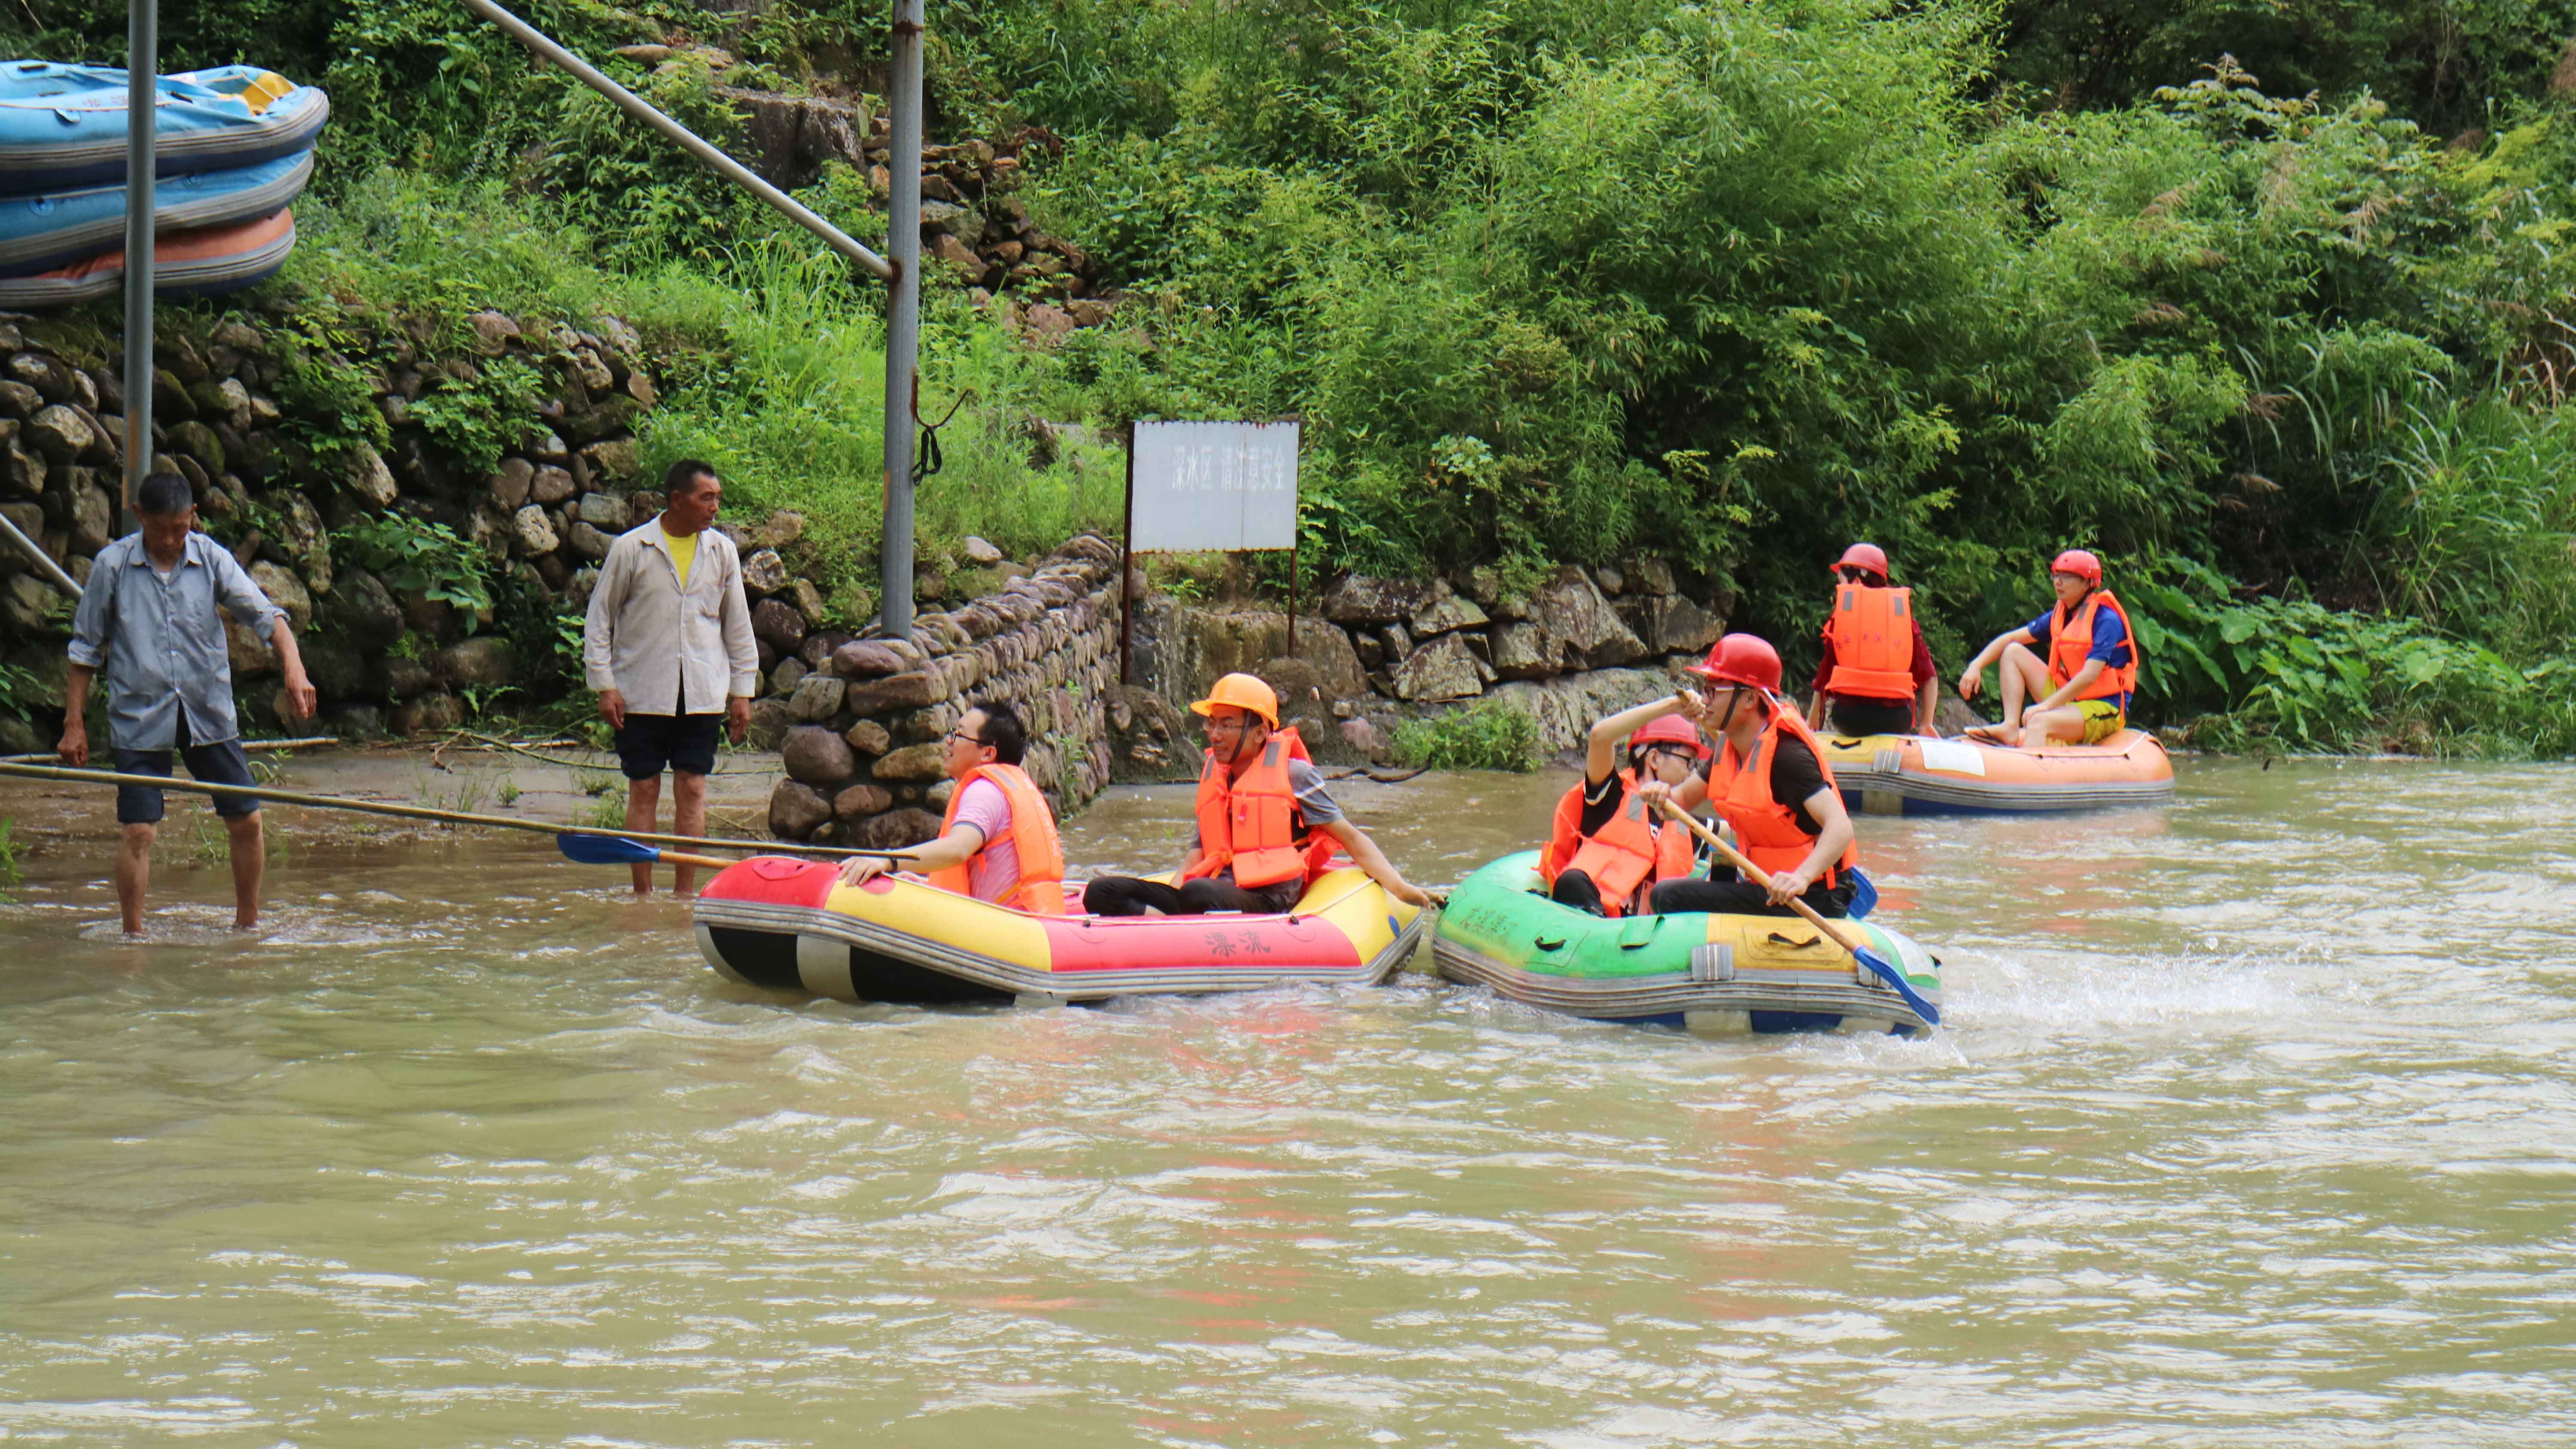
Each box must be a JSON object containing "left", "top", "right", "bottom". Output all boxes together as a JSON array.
[{"left": 582, "top": 460, "right": 760, "bottom": 895}]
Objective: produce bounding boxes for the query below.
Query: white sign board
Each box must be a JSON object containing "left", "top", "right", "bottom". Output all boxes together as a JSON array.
[{"left": 1129, "top": 420, "right": 1299, "bottom": 553}]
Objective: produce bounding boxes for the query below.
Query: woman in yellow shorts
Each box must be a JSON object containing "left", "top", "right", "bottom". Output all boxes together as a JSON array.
[{"left": 1955, "top": 549, "right": 2139, "bottom": 748}]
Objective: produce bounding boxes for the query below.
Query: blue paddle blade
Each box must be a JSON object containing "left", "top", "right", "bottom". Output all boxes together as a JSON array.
[
  {"left": 556, "top": 833, "right": 661, "bottom": 866},
  {"left": 1850, "top": 937, "right": 1939, "bottom": 1028},
  {"left": 1845, "top": 865, "right": 1880, "bottom": 921}
]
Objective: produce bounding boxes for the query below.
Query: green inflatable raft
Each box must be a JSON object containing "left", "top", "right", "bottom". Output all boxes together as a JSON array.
[{"left": 1431, "top": 851, "right": 1944, "bottom": 1035}]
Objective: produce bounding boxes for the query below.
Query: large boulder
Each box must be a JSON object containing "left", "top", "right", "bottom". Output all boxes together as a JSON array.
[
  {"left": 741, "top": 547, "right": 790, "bottom": 596},
  {"left": 24, "top": 404, "right": 92, "bottom": 464},
  {"left": 833, "top": 782, "right": 894, "bottom": 819},
  {"left": 1615, "top": 593, "right": 1725, "bottom": 657},
  {"left": 871, "top": 741, "right": 947, "bottom": 781},
  {"left": 434, "top": 637, "right": 517, "bottom": 690},
  {"left": 851, "top": 807, "right": 944, "bottom": 852},
  {"left": 750, "top": 597, "right": 806, "bottom": 653},
  {"left": 767, "top": 779, "right": 833, "bottom": 839},
  {"left": 842, "top": 670, "right": 944, "bottom": 715},
  {"left": 781, "top": 724, "right": 854, "bottom": 785},
  {"left": 246, "top": 560, "right": 312, "bottom": 631},
  {"left": 1491, "top": 667, "right": 1687, "bottom": 754},
  {"left": 1388, "top": 633, "right": 1484, "bottom": 702},
  {"left": 1409, "top": 589, "right": 1488, "bottom": 638},
  {"left": 330, "top": 568, "right": 405, "bottom": 649},
  {"left": 788, "top": 673, "right": 847, "bottom": 721},
  {"left": 346, "top": 443, "right": 400, "bottom": 507},
  {"left": 1322, "top": 574, "right": 1436, "bottom": 624},
  {"left": 391, "top": 690, "right": 464, "bottom": 736},
  {"left": 745, "top": 697, "right": 793, "bottom": 750}
]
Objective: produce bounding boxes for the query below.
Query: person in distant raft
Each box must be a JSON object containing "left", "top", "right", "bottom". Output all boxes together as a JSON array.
[
  {"left": 1638, "top": 634, "right": 1863, "bottom": 919},
  {"left": 1538, "top": 703, "right": 1711, "bottom": 917},
  {"left": 835, "top": 700, "right": 1066, "bottom": 910},
  {"left": 1084, "top": 673, "right": 1434, "bottom": 915},
  {"left": 1954, "top": 549, "right": 2139, "bottom": 749},
  {"left": 1806, "top": 542, "right": 1940, "bottom": 737}
]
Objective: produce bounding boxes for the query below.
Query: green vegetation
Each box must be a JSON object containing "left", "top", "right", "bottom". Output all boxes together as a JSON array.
[
  {"left": 1393, "top": 700, "right": 1541, "bottom": 773},
  {"left": 30, "top": 0, "right": 2576, "bottom": 753}
]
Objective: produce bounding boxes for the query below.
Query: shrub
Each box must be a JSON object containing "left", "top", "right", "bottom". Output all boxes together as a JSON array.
[{"left": 1391, "top": 700, "right": 1541, "bottom": 773}]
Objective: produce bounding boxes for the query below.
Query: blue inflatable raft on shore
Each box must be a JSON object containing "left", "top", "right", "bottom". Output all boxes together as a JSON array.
[
  {"left": 0, "top": 148, "right": 310, "bottom": 276},
  {"left": 0, "top": 62, "right": 328, "bottom": 191}
]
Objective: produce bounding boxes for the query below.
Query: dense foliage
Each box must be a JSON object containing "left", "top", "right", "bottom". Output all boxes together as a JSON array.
[{"left": 18, "top": 0, "right": 2576, "bottom": 752}]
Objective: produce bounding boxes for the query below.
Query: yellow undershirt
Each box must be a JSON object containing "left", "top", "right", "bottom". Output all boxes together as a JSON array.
[{"left": 660, "top": 525, "right": 697, "bottom": 589}]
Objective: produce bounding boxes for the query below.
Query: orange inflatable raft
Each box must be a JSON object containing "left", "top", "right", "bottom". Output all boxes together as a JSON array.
[{"left": 1817, "top": 729, "right": 2175, "bottom": 815}]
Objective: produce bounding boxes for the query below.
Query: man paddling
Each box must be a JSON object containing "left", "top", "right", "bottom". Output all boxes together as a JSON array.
[
  {"left": 58, "top": 471, "right": 318, "bottom": 936},
  {"left": 833, "top": 700, "right": 1068, "bottom": 912},
  {"left": 1084, "top": 673, "right": 1433, "bottom": 915},
  {"left": 582, "top": 460, "right": 759, "bottom": 897}
]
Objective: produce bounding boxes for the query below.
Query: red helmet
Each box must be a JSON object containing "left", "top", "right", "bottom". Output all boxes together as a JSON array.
[
  {"left": 2051, "top": 548, "right": 2103, "bottom": 585},
  {"left": 1833, "top": 543, "right": 1889, "bottom": 580},
  {"left": 1685, "top": 633, "right": 1783, "bottom": 694},
  {"left": 1631, "top": 713, "right": 1711, "bottom": 760}
]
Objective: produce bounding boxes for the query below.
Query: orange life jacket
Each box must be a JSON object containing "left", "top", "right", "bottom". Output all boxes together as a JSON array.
[
  {"left": 1184, "top": 724, "right": 1340, "bottom": 889},
  {"left": 1823, "top": 582, "right": 1917, "bottom": 703},
  {"left": 1540, "top": 768, "right": 1698, "bottom": 916},
  {"left": 926, "top": 762, "right": 1068, "bottom": 915},
  {"left": 2047, "top": 588, "right": 2140, "bottom": 706},
  {"left": 1707, "top": 706, "right": 1859, "bottom": 887}
]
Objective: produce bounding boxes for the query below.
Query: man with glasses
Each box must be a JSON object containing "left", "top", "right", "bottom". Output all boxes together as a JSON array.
[
  {"left": 834, "top": 700, "right": 1067, "bottom": 914},
  {"left": 1084, "top": 672, "right": 1432, "bottom": 916}
]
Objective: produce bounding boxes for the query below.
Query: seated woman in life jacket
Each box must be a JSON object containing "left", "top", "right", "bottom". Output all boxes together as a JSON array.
[
  {"left": 1806, "top": 542, "right": 1941, "bottom": 737},
  {"left": 1538, "top": 704, "right": 1711, "bottom": 917},
  {"left": 1084, "top": 673, "right": 1434, "bottom": 916},
  {"left": 1636, "top": 634, "right": 1863, "bottom": 919},
  {"left": 1954, "top": 548, "right": 2139, "bottom": 749},
  {"left": 834, "top": 699, "right": 1067, "bottom": 913}
]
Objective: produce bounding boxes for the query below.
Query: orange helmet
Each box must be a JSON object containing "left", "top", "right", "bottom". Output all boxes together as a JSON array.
[
  {"left": 1832, "top": 543, "right": 1889, "bottom": 580},
  {"left": 2051, "top": 548, "right": 2102, "bottom": 585},
  {"left": 1684, "top": 634, "right": 1783, "bottom": 695},
  {"left": 1191, "top": 672, "right": 1279, "bottom": 728},
  {"left": 1631, "top": 713, "right": 1711, "bottom": 760}
]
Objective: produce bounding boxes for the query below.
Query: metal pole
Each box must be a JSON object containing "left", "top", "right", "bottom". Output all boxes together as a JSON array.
[
  {"left": 1118, "top": 437, "right": 1136, "bottom": 686},
  {"left": 878, "top": 0, "right": 924, "bottom": 642},
  {"left": 457, "top": 0, "right": 891, "bottom": 281},
  {"left": 122, "top": 0, "right": 156, "bottom": 534},
  {"left": 0, "top": 510, "right": 79, "bottom": 596}
]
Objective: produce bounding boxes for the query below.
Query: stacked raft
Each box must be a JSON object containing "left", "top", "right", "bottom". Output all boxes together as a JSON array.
[
  {"left": 694, "top": 857, "right": 1428, "bottom": 1004},
  {"left": 0, "top": 61, "right": 326, "bottom": 306}
]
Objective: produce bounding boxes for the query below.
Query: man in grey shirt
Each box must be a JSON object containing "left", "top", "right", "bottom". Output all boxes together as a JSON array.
[{"left": 60, "top": 472, "right": 318, "bottom": 936}]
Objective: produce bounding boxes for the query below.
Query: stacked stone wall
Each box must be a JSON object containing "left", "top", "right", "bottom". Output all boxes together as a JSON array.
[{"left": 756, "top": 534, "right": 1122, "bottom": 848}]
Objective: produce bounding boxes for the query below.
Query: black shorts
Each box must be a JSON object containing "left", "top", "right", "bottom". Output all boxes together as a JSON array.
[
  {"left": 111, "top": 715, "right": 260, "bottom": 825},
  {"left": 615, "top": 712, "right": 722, "bottom": 780},
  {"left": 1826, "top": 694, "right": 1916, "bottom": 737}
]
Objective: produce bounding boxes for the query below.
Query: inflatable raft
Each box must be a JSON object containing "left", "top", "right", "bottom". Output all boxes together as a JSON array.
[
  {"left": 1431, "top": 851, "right": 1942, "bottom": 1034},
  {"left": 0, "top": 148, "right": 310, "bottom": 276},
  {"left": 0, "top": 63, "right": 328, "bottom": 191},
  {"left": 692, "top": 856, "right": 1428, "bottom": 1004},
  {"left": 0, "top": 208, "right": 295, "bottom": 308},
  {"left": 1817, "top": 728, "right": 2174, "bottom": 815}
]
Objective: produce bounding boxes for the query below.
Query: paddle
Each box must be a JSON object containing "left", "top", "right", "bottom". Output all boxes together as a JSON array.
[
  {"left": 555, "top": 833, "right": 741, "bottom": 872},
  {"left": 1653, "top": 800, "right": 1941, "bottom": 1028}
]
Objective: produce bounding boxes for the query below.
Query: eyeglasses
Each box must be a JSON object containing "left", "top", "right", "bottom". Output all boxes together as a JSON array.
[
  {"left": 945, "top": 728, "right": 987, "bottom": 747},
  {"left": 1642, "top": 743, "right": 1697, "bottom": 761}
]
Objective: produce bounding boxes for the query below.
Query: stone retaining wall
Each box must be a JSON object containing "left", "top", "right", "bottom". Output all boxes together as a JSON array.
[{"left": 754, "top": 534, "right": 1122, "bottom": 848}]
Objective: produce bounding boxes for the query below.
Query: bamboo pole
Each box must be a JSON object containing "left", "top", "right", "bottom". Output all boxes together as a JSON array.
[{"left": 0, "top": 760, "right": 902, "bottom": 858}]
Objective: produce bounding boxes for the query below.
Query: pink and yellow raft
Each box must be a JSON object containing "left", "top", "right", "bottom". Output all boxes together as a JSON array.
[{"left": 692, "top": 857, "right": 1428, "bottom": 1004}]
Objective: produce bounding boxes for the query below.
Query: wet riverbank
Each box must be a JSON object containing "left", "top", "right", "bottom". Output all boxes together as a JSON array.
[{"left": 3, "top": 755, "right": 2573, "bottom": 1443}]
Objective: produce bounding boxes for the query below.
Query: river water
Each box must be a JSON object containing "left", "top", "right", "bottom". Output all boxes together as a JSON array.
[{"left": 3, "top": 756, "right": 2573, "bottom": 1445}]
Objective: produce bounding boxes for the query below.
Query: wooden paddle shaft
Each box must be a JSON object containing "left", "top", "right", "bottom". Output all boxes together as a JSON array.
[
  {"left": 0, "top": 760, "right": 905, "bottom": 859},
  {"left": 1654, "top": 799, "right": 1873, "bottom": 961}
]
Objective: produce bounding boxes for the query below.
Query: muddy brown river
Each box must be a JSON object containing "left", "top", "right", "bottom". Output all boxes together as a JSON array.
[{"left": 3, "top": 752, "right": 2573, "bottom": 1444}]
